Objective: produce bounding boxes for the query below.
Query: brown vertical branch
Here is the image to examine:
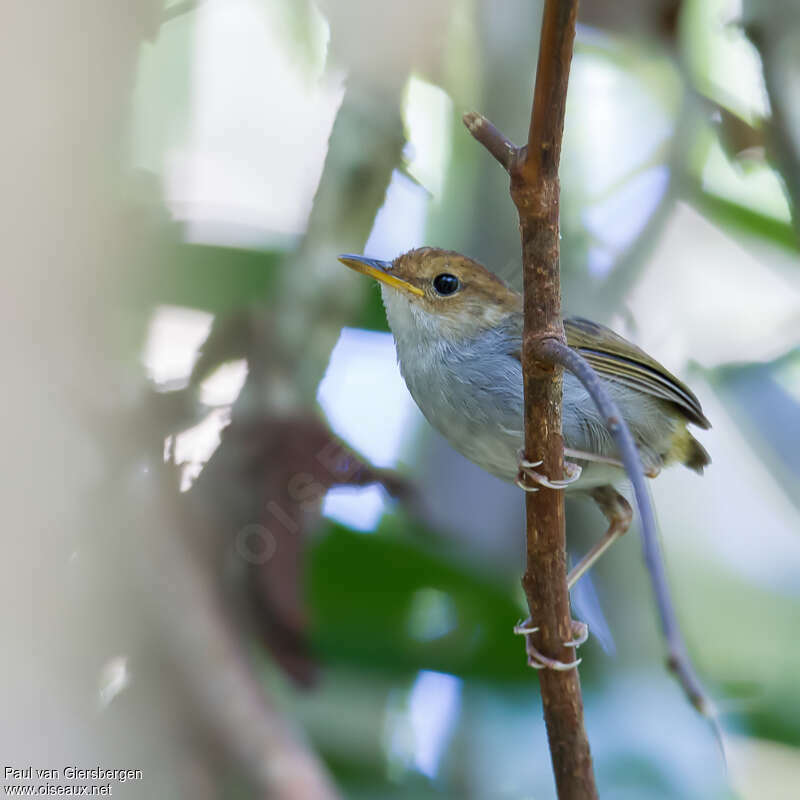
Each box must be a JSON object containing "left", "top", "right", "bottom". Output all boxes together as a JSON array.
[
  {"left": 521, "top": 0, "right": 578, "bottom": 189},
  {"left": 464, "top": 1, "right": 720, "bottom": 792},
  {"left": 467, "top": 1, "right": 597, "bottom": 797},
  {"left": 517, "top": 3, "right": 597, "bottom": 799},
  {"left": 745, "top": 19, "right": 800, "bottom": 243}
]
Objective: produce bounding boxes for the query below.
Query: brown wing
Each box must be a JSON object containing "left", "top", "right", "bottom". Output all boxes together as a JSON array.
[{"left": 564, "top": 317, "right": 710, "bottom": 429}]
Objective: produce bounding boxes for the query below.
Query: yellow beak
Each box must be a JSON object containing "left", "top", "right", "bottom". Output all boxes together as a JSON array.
[{"left": 338, "top": 254, "right": 424, "bottom": 297}]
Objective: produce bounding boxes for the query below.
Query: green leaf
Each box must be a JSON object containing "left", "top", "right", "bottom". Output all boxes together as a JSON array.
[
  {"left": 308, "top": 517, "right": 603, "bottom": 683},
  {"left": 691, "top": 188, "right": 798, "bottom": 252},
  {"left": 350, "top": 288, "right": 391, "bottom": 333},
  {"left": 136, "top": 242, "right": 283, "bottom": 314}
]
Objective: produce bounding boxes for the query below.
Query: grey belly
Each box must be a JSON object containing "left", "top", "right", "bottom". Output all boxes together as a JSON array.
[{"left": 402, "top": 355, "right": 674, "bottom": 488}]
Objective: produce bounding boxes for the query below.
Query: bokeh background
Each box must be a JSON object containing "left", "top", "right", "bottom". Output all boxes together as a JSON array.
[{"left": 3, "top": 0, "right": 800, "bottom": 798}]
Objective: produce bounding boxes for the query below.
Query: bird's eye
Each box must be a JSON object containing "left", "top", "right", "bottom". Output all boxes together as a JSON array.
[{"left": 432, "top": 273, "right": 460, "bottom": 296}]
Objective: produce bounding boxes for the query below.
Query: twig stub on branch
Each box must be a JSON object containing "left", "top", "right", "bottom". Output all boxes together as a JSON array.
[{"left": 462, "top": 111, "right": 517, "bottom": 172}]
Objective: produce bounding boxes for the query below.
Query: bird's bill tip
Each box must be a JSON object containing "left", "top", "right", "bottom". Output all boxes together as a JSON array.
[{"left": 338, "top": 254, "right": 424, "bottom": 296}]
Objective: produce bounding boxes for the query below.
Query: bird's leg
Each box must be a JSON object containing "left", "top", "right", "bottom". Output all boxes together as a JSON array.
[
  {"left": 513, "top": 450, "right": 588, "bottom": 669},
  {"left": 564, "top": 620, "right": 589, "bottom": 647},
  {"left": 513, "top": 618, "right": 588, "bottom": 670},
  {"left": 567, "top": 485, "right": 632, "bottom": 589},
  {"left": 516, "top": 449, "right": 583, "bottom": 491},
  {"left": 513, "top": 487, "right": 630, "bottom": 669},
  {"left": 563, "top": 447, "right": 623, "bottom": 469}
]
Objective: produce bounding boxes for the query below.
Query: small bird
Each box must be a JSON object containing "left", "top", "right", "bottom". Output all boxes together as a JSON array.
[{"left": 339, "top": 247, "right": 710, "bottom": 590}]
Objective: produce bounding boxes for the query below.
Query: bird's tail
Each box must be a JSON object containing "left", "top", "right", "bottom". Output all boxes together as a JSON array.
[
  {"left": 685, "top": 434, "right": 711, "bottom": 474},
  {"left": 667, "top": 426, "right": 711, "bottom": 474}
]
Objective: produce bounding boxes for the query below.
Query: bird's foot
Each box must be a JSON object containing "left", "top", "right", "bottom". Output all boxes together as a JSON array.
[
  {"left": 516, "top": 451, "right": 582, "bottom": 491},
  {"left": 564, "top": 620, "right": 589, "bottom": 647},
  {"left": 513, "top": 618, "right": 588, "bottom": 670}
]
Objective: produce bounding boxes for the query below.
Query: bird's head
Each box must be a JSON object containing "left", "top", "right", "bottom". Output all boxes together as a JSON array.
[{"left": 338, "top": 247, "right": 520, "bottom": 344}]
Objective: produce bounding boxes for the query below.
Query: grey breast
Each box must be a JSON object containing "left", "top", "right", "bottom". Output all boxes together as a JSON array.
[
  {"left": 393, "top": 314, "right": 683, "bottom": 487},
  {"left": 395, "top": 322, "right": 526, "bottom": 483}
]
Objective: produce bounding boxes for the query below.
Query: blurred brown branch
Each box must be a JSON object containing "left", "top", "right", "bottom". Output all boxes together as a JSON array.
[
  {"left": 744, "top": 16, "right": 800, "bottom": 243},
  {"left": 188, "top": 410, "right": 412, "bottom": 688},
  {"left": 140, "top": 475, "right": 343, "bottom": 800},
  {"left": 162, "top": 5, "right": 455, "bottom": 790},
  {"left": 180, "top": 75, "right": 409, "bottom": 690}
]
